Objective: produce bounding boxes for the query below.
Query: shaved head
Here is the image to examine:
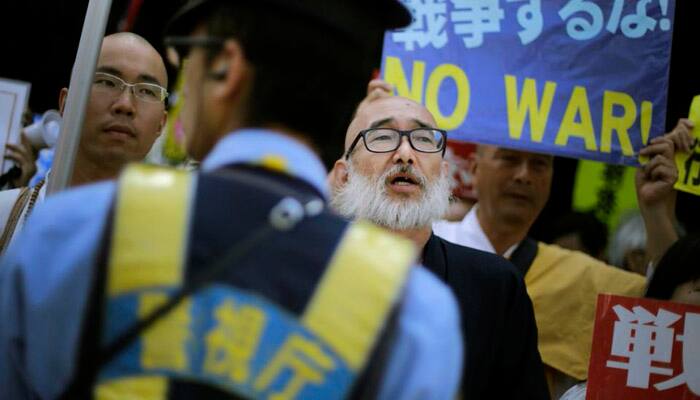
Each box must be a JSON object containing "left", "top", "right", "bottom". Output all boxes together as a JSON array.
[
  {"left": 105, "top": 32, "right": 154, "bottom": 48},
  {"left": 101, "top": 32, "right": 168, "bottom": 88}
]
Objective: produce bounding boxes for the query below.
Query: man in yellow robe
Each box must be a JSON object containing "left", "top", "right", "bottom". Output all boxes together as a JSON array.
[{"left": 434, "top": 136, "right": 681, "bottom": 397}]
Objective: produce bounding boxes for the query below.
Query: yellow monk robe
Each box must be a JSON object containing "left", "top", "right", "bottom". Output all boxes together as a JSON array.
[{"left": 524, "top": 242, "right": 647, "bottom": 380}]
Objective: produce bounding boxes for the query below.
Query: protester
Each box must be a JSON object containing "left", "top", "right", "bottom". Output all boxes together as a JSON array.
[
  {"left": 561, "top": 232, "right": 700, "bottom": 400},
  {"left": 607, "top": 211, "right": 648, "bottom": 275},
  {"left": 433, "top": 129, "right": 682, "bottom": 397},
  {"left": 548, "top": 211, "right": 608, "bottom": 262},
  {"left": 0, "top": 1, "right": 463, "bottom": 398},
  {"left": 329, "top": 93, "right": 550, "bottom": 399},
  {"left": 646, "top": 233, "right": 700, "bottom": 304},
  {"left": 0, "top": 32, "right": 168, "bottom": 253}
]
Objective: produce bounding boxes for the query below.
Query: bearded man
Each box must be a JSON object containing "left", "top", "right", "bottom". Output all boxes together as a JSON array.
[{"left": 329, "top": 95, "right": 550, "bottom": 399}]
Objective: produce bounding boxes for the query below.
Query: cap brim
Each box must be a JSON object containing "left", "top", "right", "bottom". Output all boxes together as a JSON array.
[
  {"left": 165, "top": 0, "right": 413, "bottom": 38},
  {"left": 379, "top": 0, "right": 412, "bottom": 30},
  {"left": 165, "top": 0, "right": 213, "bottom": 36}
]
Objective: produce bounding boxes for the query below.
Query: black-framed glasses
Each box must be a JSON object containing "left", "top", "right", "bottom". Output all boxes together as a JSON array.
[
  {"left": 345, "top": 127, "right": 447, "bottom": 159},
  {"left": 164, "top": 36, "right": 226, "bottom": 68},
  {"left": 92, "top": 72, "right": 168, "bottom": 103}
]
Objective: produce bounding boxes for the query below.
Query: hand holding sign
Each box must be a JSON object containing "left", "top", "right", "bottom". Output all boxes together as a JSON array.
[
  {"left": 3, "top": 133, "right": 38, "bottom": 188},
  {"left": 666, "top": 118, "right": 695, "bottom": 153},
  {"left": 637, "top": 135, "right": 678, "bottom": 208},
  {"left": 635, "top": 128, "right": 681, "bottom": 265},
  {"left": 357, "top": 79, "right": 394, "bottom": 112}
]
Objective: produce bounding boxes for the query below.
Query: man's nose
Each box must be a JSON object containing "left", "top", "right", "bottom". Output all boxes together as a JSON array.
[
  {"left": 513, "top": 161, "right": 532, "bottom": 184},
  {"left": 111, "top": 87, "right": 136, "bottom": 117},
  {"left": 392, "top": 136, "right": 415, "bottom": 164}
]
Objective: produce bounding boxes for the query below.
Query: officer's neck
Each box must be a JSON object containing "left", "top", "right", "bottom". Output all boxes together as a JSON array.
[
  {"left": 263, "top": 123, "right": 318, "bottom": 153},
  {"left": 222, "top": 123, "right": 318, "bottom": 157},
  {"left": 389, "top": 226, "right": 432, "bottom": 255}
]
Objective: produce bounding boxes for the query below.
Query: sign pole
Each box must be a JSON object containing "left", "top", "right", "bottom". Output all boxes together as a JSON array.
[{"left": 46, "top": 0, "right": 112, "bottom": 196}]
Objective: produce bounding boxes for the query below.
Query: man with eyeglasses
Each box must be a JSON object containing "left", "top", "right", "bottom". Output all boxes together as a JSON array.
[
  {"left": 329, "top": 94, "right": 550, "bottom": 399},
  {"left": 0, "top": 32, "right": 168, "bottom": 252},
  {"left": 0, "top": 1, "right": 463, "bottom": 399},
  {"left": 63, "top": 32, "right": 168, "bottom": 187}
]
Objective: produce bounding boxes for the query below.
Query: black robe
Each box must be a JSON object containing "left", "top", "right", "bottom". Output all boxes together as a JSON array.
[{"left": 422, "top": 233, "right": 550, "bottom": 400}]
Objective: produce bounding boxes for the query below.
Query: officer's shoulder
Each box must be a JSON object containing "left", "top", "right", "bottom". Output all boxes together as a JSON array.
[
  {"left": 405, "top": 265, "right": 460, "bottom": 319},
  {"left": 29, "top": 180, "right": 115, "bottom": 228}
]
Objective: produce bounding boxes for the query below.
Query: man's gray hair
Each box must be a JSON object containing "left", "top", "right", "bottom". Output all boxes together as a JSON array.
[{"left": 608, "top": 212, "right": 646, "bottom": 268}]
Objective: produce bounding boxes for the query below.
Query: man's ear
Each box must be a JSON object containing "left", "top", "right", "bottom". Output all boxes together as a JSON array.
[
  {"left": 58, "top": 88, "right": 69, "bottom": 115},
  {"left": 211, "top": 39, "right": 248, "bottom": 101},
  {"left": 328, "top": 159, "right": 349, "bottom": 192},
  {"left": 441, "top": 159, "right": 449, "bottom": 177}
]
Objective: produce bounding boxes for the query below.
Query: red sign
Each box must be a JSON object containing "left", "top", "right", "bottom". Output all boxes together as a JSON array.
[
  {"left": 444, "top": 140, "right": 476, "bottom": 200},
  {"left": 588, "top": 294, "right": 700, "bottom": 399}
]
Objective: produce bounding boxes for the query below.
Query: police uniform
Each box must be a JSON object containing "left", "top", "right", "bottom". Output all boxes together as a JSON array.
[{"left": 0, "top": 130, "right": 463, "bottom": 399}]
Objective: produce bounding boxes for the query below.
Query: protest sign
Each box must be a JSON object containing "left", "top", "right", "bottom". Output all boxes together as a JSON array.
[
  {"left": 0, "top": 78, "right": 30, "bottom": 174},
  {"left": 445, "top": 140, "right": 477, "bottom": 200},
  {"left": 674, "top": 95, "right": 700, "bottom": 196},
  {"left": 588, "top": 294, "right": 700, "bottom": 399},
  {"left": 382, "top": 0, "right": 675, "bottom": 166}
]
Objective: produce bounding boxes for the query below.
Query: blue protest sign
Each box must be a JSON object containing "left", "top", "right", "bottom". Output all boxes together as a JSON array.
[{"left": 382, "top": 0, "right": 675, "bottom": 165}]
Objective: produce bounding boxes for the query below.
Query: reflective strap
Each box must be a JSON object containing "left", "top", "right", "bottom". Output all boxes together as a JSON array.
[
  {"left": 301, "top": 220, "right": 415, "bottom": 371},
  {"left": 95, "top": 376, "right": 168, "bottom": 400},
  {"left": 106, "top": 164, "right": 194, "bottom": 296},
  {"left": 97, "top": 164, "right": 194, "bottom": 399}
]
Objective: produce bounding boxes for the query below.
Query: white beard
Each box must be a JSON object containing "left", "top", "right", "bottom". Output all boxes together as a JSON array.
[{"left": 331, "top": 162, "right": 451, "bottom": 230}]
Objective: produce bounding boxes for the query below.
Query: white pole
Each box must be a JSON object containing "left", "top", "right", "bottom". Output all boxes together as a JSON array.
[{"left": 46, "top": 0, "right": 113, "bottom": 196}]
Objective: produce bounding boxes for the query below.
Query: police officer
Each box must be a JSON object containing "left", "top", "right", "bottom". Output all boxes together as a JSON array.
[{"left": 0, "top": 1, "right": 463, "bottom": 399}]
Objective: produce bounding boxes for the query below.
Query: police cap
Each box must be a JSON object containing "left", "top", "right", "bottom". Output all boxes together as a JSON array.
[{"left": 166, "top": 0, "right": 412, "bottom": 43}]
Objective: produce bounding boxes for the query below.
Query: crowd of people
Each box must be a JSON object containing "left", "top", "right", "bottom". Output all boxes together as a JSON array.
[{"left": 0, "top": 0, "right": 698, "bottom": 399}]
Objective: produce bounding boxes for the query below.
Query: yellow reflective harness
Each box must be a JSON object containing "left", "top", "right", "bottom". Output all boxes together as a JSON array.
[{"left": 93, "top": 164, "right": 415, "bottom": 400}]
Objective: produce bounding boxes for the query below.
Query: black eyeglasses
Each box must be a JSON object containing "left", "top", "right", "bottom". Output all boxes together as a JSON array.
[
  {"left": 164, "top": 36, "right": 225, "bottom": 68},
  {"left": 345, "top": 127, "right": 447, "bottom": 159}
]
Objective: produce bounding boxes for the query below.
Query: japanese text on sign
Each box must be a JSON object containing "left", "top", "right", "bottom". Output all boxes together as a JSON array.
[
  {"left": 382, "top": 0, "right": 675, "bottom": 165},
  {"left": 588, "top": 294, "right": 700, "bottom": 399},
  {"left": 393, "top": 0, "right": 673, "bottom": 50}
]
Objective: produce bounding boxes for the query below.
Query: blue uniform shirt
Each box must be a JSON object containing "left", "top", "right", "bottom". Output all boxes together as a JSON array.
[{"left": 0, "top": 129, "right": 463, "bottom": 399}]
